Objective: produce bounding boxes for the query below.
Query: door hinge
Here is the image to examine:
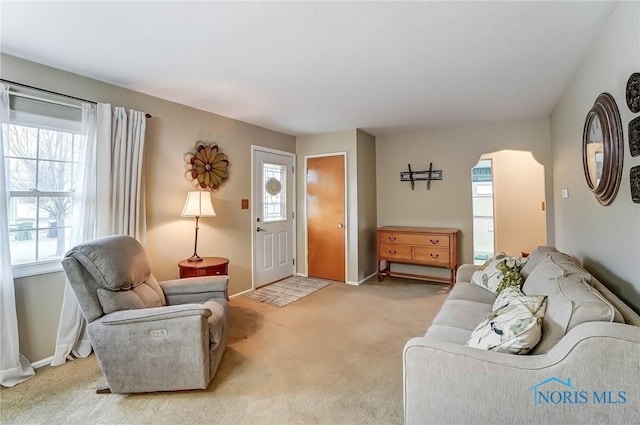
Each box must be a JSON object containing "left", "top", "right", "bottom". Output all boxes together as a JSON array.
[
  {"left": 292, "top": 166, "right": 295, "bottom": 174},
  {"left": 292, "top": 211, "right": 295, "bottom": 219},
  {"left": 292, "top": 258, "right": 295, "bottom": 266}
]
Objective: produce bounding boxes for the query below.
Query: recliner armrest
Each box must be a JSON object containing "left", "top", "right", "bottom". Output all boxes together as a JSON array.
[
  {"left": 100, "top": 304, "right": 211, "bottom": 325},
  {"left": 160, "top": 276, "right": 229, "bottom": 304}
]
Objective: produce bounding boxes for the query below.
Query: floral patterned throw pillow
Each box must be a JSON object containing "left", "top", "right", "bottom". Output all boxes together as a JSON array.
[
  {"left": 465, "top": 293, "right": 547, "bottom": 354},
  {"left": 471, "top": 253, "right": 527, "bottom": 294}
]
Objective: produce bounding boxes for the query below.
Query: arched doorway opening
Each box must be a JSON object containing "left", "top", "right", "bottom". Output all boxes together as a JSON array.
[{"left": 471, "top": 150, "right": 546, "bottom": 259}]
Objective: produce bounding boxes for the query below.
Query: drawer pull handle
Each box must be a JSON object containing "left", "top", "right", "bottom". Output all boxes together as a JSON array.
[
  {"left": 430, "top": 239, "right": 439, "bottom": 244},
  {"left": 388, "top": 236, "right": 396, "bottom": 241},
  {"left": 388, "top": 249, "right": 397, "bottom": 254},
  {"left": 430, "top": 253, "right": 439, "bottom": 258}
]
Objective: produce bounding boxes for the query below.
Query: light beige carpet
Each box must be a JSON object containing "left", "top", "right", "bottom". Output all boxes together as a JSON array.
[{"left": 1, "top": 277, "right": 449, "bottom": 425}]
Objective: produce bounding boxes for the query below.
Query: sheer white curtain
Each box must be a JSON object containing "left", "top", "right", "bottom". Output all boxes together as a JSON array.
[
  {"left": 51, "top": 104, "right": 147, "bottom": 366},
  {"left": 50, "top": 103, "right": 102, "bottom": 365},
  {"left": 0, "top": 84, "right": 36, "bottom": 386}
]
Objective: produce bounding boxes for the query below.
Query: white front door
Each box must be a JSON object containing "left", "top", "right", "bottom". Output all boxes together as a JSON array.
[{"left": 252, "top": 147, "right": 295, "bottom": 288}]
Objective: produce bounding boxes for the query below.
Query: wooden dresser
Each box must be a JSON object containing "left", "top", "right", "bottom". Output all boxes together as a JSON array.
[{"left": 377, "top": 226, "right": 460, "bottom": 285}]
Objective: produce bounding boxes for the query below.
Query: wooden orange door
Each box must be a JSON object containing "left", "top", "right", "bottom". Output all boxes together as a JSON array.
[{"left": 307, "top": 155, "right": 345, "bottom": 282}]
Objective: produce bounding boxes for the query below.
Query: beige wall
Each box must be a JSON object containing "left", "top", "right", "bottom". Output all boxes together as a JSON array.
[
  {"left": 376, "top": 118, "right": 553, "bottom": 269},
  {"left": 2, "top": 54, "right": 295, "bottom": 362},
  {"left": 356, "top": 130, "right": 377, "bottom": 281},
  {"left": 486, "top": 150, "right": 547, "bottom": 256},
  {"left": 550, "top": 2, "right": 640, "bottom": 310}
]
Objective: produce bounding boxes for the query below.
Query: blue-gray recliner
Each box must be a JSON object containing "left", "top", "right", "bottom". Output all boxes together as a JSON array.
[{"left": 62, "top": 235, "right": 229, "bottom": 394}]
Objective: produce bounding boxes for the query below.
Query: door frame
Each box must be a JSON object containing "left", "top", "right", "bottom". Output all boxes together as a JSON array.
[
  {"left": 303, "top": 152, "right": 348, "bottom": 282},
  {"left": 250, "top": 145, "right": 297, "bottom": 290}
]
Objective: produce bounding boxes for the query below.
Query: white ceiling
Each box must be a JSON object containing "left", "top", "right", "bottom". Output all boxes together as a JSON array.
[{"left": 0, "top": 1, "right": 615, "bottom": 137}]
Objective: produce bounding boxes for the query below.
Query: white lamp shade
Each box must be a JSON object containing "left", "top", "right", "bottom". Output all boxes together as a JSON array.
[{"left": 181, "top": 191, "right": 216, "bottom": 217}]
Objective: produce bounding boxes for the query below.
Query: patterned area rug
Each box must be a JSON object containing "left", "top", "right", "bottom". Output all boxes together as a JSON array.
[{"left": 241, "top": 276, "right": 333, "bottom": 307}]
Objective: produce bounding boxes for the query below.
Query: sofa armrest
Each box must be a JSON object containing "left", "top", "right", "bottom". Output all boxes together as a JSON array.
[
  {"left": 159, "top": 276, "right": 229, "bottom": 304},
  {"left": 456, "top": 264, "right": 480, "bottom": 283},
  {"left": 404, "top": 322, "right": 640, "bottom": 425}
]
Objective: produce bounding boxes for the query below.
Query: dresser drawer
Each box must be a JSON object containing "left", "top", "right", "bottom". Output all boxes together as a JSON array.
[
  {"left": 420, "top": 234, "right": 450, "bottom": 248},
  {"left": 379, "top": 243, "right": 412, "bottom": 261},
  {"left": 378, "top": 231, "right": 450, "bottom": 247},
  {"left": 413, "top": 247, "right": 450, "bottom": 265}
]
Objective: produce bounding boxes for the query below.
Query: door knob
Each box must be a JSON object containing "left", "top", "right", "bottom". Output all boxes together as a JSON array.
[
  {"left": 337, "top": 223, "right": 344, "bottom": 228},
  {"left": 257, "top": 227, "right": 266, "bottom": 232}
]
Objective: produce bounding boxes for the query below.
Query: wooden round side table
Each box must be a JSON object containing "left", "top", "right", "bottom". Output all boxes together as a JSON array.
[{"left": 178, "top": 256, "right": 229, "bottom": 278}]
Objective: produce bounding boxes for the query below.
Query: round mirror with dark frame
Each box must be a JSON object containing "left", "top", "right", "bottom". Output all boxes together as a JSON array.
[{"left": 582, "top": 92, "right": 624, "bottom": 206}]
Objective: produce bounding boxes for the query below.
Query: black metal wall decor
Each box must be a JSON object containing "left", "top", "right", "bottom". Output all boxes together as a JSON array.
[
  {"left": 630, "top": 116, "right": 640, "bottom": 157},
  {"left": 400, "top": 163, "right": 443, "bottom": 190},
  {"left": 631, "top": 166, "right": 640, "bottom": 204},
  {"left": 626, "top": 72, "right": 640, "bottom": 113}
]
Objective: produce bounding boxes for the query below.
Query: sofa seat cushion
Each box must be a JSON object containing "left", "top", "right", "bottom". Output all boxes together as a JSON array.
[
  {"left": 424, "top": 324, "right": 472, "bottom": 345},
  {"left": 523, "top": 256, "right": 624, "bottom": 354},
  {"left": 432, "top": 299, "right": 493, "bottom": 331},
  {"left": 447, "top": 282, "right": 495, "bottom": 305}
]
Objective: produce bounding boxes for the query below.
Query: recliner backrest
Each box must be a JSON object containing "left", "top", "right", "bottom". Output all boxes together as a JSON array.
[{"left": 62, "top": 235, "right": 166, "bottom": 322}]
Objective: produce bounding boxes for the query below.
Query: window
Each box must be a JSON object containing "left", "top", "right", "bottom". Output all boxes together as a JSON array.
[
  {"left": 3, "top": 110, "right": 83, "bottom": 273},
  {"left": 262, "top": 162, "right": 287, "bottom": 222}
]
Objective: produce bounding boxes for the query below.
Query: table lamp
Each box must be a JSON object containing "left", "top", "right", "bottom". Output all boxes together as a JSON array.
[{"left": 181, "top": 191, "right": 216, "bottom": 262}]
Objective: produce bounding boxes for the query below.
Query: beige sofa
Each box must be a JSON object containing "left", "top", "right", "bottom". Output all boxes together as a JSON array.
[{"left": 403, "top": 246, "right": 640, "bottom": 425}]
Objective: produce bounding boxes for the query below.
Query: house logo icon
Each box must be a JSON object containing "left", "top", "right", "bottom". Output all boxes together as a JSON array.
[
  {"left": 529, "top": 377, "right": 577, "bottom": 407},
  {"left": 529, "top": 377, "right": 628, "bottom": 407}
]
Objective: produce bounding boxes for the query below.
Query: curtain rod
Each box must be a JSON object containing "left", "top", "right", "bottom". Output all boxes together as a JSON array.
[{"left": 1, "top": 78, "right": 152, "bottom": 118}]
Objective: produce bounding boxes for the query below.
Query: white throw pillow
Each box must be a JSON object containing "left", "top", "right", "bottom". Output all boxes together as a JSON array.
[
  {"left": 466, "top": 293, "right": 547, "bottom": 354},
  {"left": 470, "top": 253, "right": 527, "bottom": 294}
]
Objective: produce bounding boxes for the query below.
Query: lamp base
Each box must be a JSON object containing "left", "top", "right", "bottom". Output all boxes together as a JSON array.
[{"left": 187, "top": 254, "right": 203, "bottom": 262}]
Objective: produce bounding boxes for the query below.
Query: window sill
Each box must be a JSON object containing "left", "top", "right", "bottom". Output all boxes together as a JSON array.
[{"left": 12, "top": 260, "right": 63, "bottom": 279}]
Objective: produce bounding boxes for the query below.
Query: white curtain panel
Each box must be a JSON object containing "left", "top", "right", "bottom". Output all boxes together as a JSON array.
[
  {"left": 0, "top": 84, "right": 36, "bottom": 386},
  {"left": 51, "top": 103, "right": 102, "bottom": 366},
  {"left": 51, "top": 104, "right": 147, "bottom": 366},
  {"left": 110, "top": 107, "right": 147, "bottom": 243}
]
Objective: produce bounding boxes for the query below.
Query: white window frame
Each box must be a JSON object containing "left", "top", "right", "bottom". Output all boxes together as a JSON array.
[{"left": 5, "top": 110, "right": 82, "bottom": 277}]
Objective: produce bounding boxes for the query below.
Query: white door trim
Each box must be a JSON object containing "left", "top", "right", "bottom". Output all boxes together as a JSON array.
[
  {"left": 250, "top": 145, "right": 296, "bottom": 290},
  {"left": 303, "top": 152, "right": 348, "bottom": 283}
]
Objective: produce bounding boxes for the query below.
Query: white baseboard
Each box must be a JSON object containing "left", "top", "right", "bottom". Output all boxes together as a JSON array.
[
  {"left": 346, "top": 272, "right": 377, "bottom": 286},
  {"left": 230, "top": 288, "right": 253, "bottom": 298},
  {"left": 296, "top": 272, "right": 308, "bottom": 277},
  {"left": 31, "top": 356, "right": 53, "bottom": 369}
]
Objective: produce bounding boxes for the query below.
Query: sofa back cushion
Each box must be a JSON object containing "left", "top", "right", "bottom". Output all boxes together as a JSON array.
[
  {"left": 523, "top": 256, "right": 623, "bottom": 353},
  {"left": 520, "top": 246, "right": 558, "bottom": 279}
]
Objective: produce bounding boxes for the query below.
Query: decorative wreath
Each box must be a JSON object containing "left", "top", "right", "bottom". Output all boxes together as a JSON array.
[{"left": 184, "top": 140, "right": 230, "bottom": 191}]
